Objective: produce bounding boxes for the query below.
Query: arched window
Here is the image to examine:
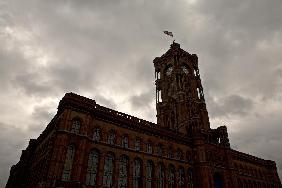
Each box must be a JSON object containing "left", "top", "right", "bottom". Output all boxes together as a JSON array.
[
  {"left": 71, "top": 119, "right": 81, "bottom": 134},
  {"left": 176, "top": 149, "right": 183, "bottom": 160},
  {"left": 193, "top": 69, "right": 197, "bottom": 76},
  {"left": 133, "top": 158, "right": 142, "bottom": 188},
  {"left": 146, "top": 141, "right": 152, "bottom": 154},
  {"left": 103, "top": 153, "right": 114, "bottom": 187},
  {"left": 121, "top": 135, "right": 129, "bottom": 148},
  {"left": 93, "top": 128, "right": 101, "bottom": 142},
  {"left": 118, "top": 155, "right": 129, "bottom": 188},
  {"left": 157, "top": 163, "right": 165, "bottom": 188},
  {"left": 167, "top": 147, "right": 174, "bottom": 158},
  {"left": 178, "top": 167, "right": 185, "bottom": 188},
  {"left": 146, "top": 160, "right": 154, "bottom": 188},
  {"left": 86, "top": 149, "right": 99, "bottom": 185},
  {"left": 197, "top": 88, "right": 201, "bottom": 99},
  {"left": 62, "top": 145, "right": 75, "bottom": 181},
  {"left": 157, "top": 144, "right": 163, "bottom": 156},
  {"left": 187, "top": 168, "right": 193, "bottom": 188},
  {"left": 168, "top": 164, "right": 175, "bottom": 188},
  {"left": 107, "top": 129, "right": 115, "bottom": 145},
  {"left": 135, "top": 137, "right": 141, "bottom": 151}
]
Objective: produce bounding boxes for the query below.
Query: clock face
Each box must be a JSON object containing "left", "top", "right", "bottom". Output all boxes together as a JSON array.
[
  {"left": 166, "top": 66, "right": 173, "bottom": 76},
  {"left": 181, "top": 65, "right": 189, "bottom": 74}
]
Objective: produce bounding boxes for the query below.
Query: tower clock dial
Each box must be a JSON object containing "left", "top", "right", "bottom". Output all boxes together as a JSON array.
[
  {"left": 181, "top": 65, "right": 189, "bottom": 74},
  {"left": 166, "top": 66, "right": 173, "bottom": 76}
]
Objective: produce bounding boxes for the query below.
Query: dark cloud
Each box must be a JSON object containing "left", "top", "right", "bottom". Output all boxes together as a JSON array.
[
  {"left": 1, "top": 0, "right": 282, "bottom": 186},
  {"left": 13, "top": 72, "right": 53, "bottom": 97},
  {"left": 130, "top": 90, "right": 154, "bottom": 110},
  {"left": 208, "top": 95, "right": 254, "bottom": 118},
  {"left": 229, "top": 110, "right": 282, "bottom": 178},
  {"left": 0, "top": 122, "right": 31, "bottom": 187},
  {"left": 94, "top": 94, "right": 117, "bottom": 110}
]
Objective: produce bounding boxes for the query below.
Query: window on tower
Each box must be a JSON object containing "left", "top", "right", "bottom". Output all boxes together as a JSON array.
[
  {"left": 194, "top": 69, "right": 197, "bottom": 76},
  {"left": 157, "top": 90, "right": 162, "bottom": 103},
  {"left": 197, "top": 88, "right": 201, "bottom": 99},
  {"left": 156, "top": 70, "right": 161, "bottom": 79}
]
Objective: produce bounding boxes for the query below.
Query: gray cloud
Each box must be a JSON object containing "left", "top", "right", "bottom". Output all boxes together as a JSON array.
[
  {"left": 94, "top": 94, "right": 117, "bottom": 110},
  {"left": 208, "top": 95, "right": 254, "bottom": 118},
  {"left": 130, "top": 90, "right": 154, "bottom": 111},
  {"left": 229, "top": 110, "right": 282, "bottom": 178},
  {"left": 1, "top": 0, "right": 282, "bottom": 186},
  {"left": 0, "top": 122, "right": 31, "bottom": 187}
]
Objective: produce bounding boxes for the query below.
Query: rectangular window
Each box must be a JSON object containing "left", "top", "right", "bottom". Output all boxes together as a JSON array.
[
  {"left": 121, "top": 135, "right": 129, "bottom": 148},
  {"left": 107, "top": 130, "right": 115, "bottom": 145},
  {"left": 146, "top": 143, "right": 152, "bottom": 154},
  {"left": 135, "top": 138, "right": 141, "bottom": 151},
  {"left": 71, "top": 120, "right": 80, "bottom": 134},
  {"left": 93, "top": 128, "right": 101, "bottom": 142},
  {"left": 157, "top": 144, "right": 163, "bottom": 156}
]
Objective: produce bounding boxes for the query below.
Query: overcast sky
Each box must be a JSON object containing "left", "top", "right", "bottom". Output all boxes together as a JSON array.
[{"left": 1, "top": 0, "right": 282, "bottom": 186}]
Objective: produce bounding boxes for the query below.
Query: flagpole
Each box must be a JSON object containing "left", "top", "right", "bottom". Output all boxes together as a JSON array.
[{"left": 163, "top": 31, "right": 174, "bottom": 44}]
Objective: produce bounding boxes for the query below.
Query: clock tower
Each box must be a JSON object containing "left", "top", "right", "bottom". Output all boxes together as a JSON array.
[{"left": 154, "top": 42, "right": 210, "bottom": 135}]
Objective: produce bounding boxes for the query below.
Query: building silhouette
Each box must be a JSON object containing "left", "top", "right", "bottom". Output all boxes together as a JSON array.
[{"left": 6, "top": 42, "right": 281, "bottom": 188}]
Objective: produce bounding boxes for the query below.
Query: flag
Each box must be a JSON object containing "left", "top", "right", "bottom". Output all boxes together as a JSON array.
[{"left": 163, "top": 31, "right": 173, "bottom": 37}]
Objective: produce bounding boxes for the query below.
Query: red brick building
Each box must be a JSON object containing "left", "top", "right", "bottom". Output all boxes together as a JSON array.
[{"left": 6, "top": 42, "right": 281, "bottom": 188}]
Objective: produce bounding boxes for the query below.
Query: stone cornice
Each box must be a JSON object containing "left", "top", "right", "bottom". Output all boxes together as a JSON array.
[{"left": 229, "top": 149, "right": 277, "bottom": 168}]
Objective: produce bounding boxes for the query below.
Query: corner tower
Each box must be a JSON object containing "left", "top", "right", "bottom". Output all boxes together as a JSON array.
[{"left": 154, "top": 42, "right": 210, "bottom": 135}]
